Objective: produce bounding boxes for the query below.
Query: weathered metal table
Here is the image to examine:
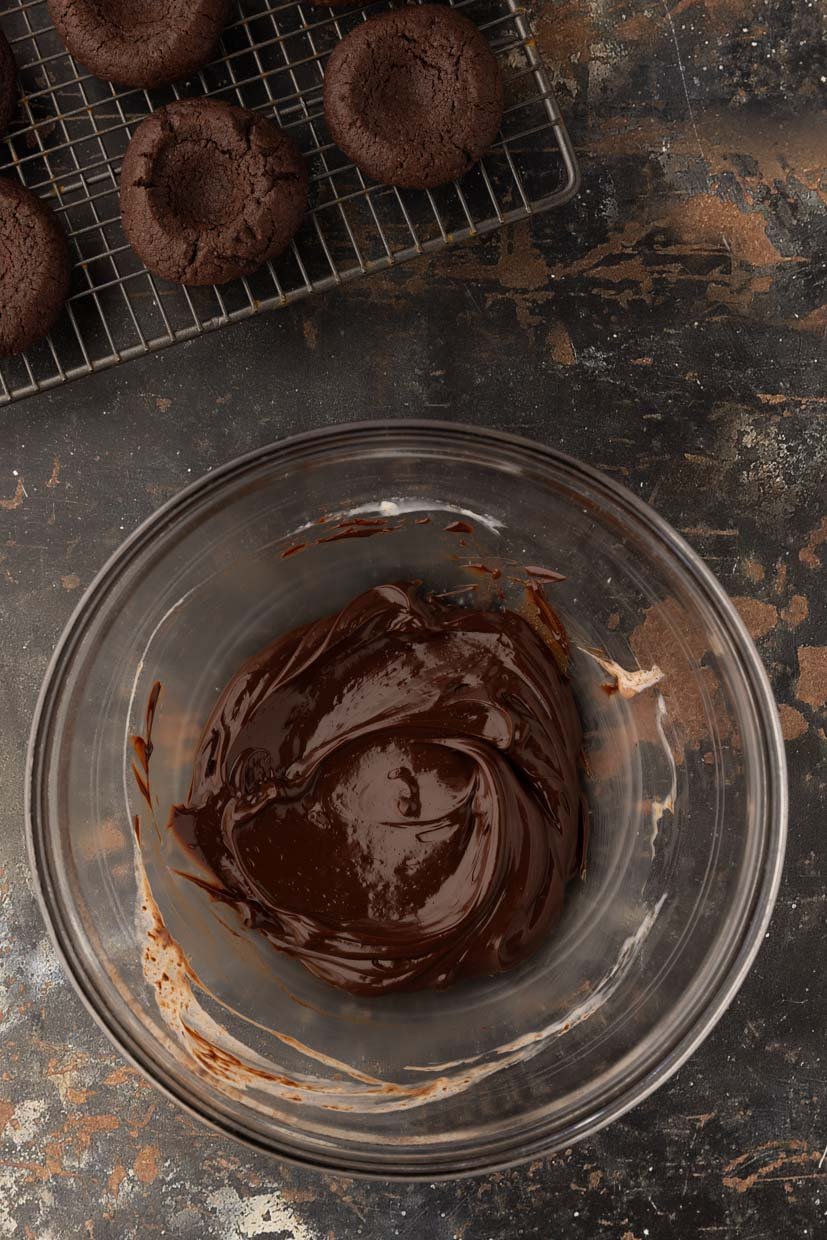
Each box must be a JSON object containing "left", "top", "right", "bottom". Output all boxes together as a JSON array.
[{"left": 0, "top": 0, "right": 824, "bottom": 1234}]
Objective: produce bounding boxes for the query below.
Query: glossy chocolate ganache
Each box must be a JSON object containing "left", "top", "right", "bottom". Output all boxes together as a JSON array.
[{"left": 167, "top": 581, "right": 587, "bottom": 996}]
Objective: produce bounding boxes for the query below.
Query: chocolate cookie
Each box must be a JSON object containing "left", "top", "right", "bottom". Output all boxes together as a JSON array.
[
  {"left": 322, "top": 5, "right": 503, "bottom": 190},
  {"left": 119, "top": 99, "right": 308, "bottom": 286},
  {"left": 0, "top": 178, "right": 71, "bottom": 357},
  {"left": 0, "top": 29, "right": 17, "bottom": 135},
  {"left": 47, "top": 0, "right": 231, "bottom": 89}
]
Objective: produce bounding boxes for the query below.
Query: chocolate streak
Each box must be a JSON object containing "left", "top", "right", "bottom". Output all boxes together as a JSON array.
[{"left": 169, "top": 582, "right": 586, "bottom": 996}]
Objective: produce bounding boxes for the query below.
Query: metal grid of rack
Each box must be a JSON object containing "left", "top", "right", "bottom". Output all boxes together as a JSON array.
[{"left": 0, "top": 0, "right": 578, "bottom": 405}]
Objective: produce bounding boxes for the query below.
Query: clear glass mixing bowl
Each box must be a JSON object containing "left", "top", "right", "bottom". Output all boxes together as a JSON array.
[{"left": 27, "top": 421, "right": 787, "bottom": 1177}]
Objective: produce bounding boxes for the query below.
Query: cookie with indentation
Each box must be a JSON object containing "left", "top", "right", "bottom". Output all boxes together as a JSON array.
[
  {"left": 119, "top": 99, "right": 308, "bottom": 286},
  {"left": 48, "top": 0, "right": 232, "bottom": 89},
  {"left": 0, "top": 30, "right": 17, "bottom": 135},
  {"left": 0, "top": 177, "right": 71, "bottom": 356},
  {"left": 322, "top": 5, "right": 503, "bottom": 190}
]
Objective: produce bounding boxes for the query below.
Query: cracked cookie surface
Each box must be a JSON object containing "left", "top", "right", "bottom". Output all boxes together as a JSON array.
[
  {"left": 0, "top": 31, "right": 17, "bottom": 135},
  {"left": 48, "top": 0, "right": 231, "bottom": 89},
  {"left": 0, "top": 178, "right": 71, "bottom": 357},
  {"left": 322, "top": 5, "right": 503, "bottom": 190},
  {"left": 119, "top": 99, "right": 308, "bottom": 287}
]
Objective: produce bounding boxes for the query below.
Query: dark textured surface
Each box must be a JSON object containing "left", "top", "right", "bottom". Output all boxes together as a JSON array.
[
  {"left": 0, "top": 177, "right": 70, "bottom": 357},
  {"left": 323, "top": 5, "right": 503, "bottom": 189},
  {"left": 0, "top": 0, "right": 824, "bottom": 1234},
  {"left": 47, "top": 0, "right": 232, "bottom": 89},
  {"left": 0, "top": 29, "right": 15, "bottom": 136},
  {"left": 120, "top": 99, "right": 308, "bottom": 287}
]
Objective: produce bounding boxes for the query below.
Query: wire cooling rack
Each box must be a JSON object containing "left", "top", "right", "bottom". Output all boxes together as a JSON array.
[{"left": 0, "top": 0, "right": 578, "bottom": 405}]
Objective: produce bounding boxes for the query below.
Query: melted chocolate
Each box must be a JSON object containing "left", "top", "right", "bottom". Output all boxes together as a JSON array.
[{"left": 168, "top": 582, "right": 586, "bottom": 995}]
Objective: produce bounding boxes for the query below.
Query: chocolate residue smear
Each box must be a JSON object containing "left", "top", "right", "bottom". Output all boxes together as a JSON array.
[
  {"left": 167, "top": 581, "right": 587, "bottom": 996},
  {"left": 130, "top": 679, "right": 161, "bottom": 809},
  {"left": 465, "top": 562, "right": 502, "bottom": 580},
  {"left": 444, "top": 520, "right": 473, "bottom": 534},
  {"left": 134, "top": 833, "right": 664, "bottom": 1115},
  {"left": 317, "top": 517, "right": 399, "bottom": 544},
  {"left": 525, "top": 565, "right": 567, "bottom": 584},
  {"left": 525, "top": 582, "right": 570, "bottom": 674}
]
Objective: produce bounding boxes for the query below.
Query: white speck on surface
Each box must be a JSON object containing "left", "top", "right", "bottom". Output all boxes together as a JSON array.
[
  {"left": 660, "top": 0, "right": 707, "bottom": 165},
  {"left": 0, "top": 1169, "right": 18, "bottom": 1237},
  {"left": 5, "top": 1100, "right": 46, "bottom": 1146},
  {"left": 206, "top": 1186, "right": 320, "bottom": 1239},
  {"left": 342, "top": 498, "right": 504, "bottom": 532}
]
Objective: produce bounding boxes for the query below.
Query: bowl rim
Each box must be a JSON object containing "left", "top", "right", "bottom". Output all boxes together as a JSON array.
[{"left": 26, "top": 419, "right": 788, "bottom": 1179}]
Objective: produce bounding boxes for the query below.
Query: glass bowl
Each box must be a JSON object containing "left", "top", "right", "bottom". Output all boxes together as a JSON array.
[{"left": 26, "top": 421, "right": 787, "bottom": 1178}]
